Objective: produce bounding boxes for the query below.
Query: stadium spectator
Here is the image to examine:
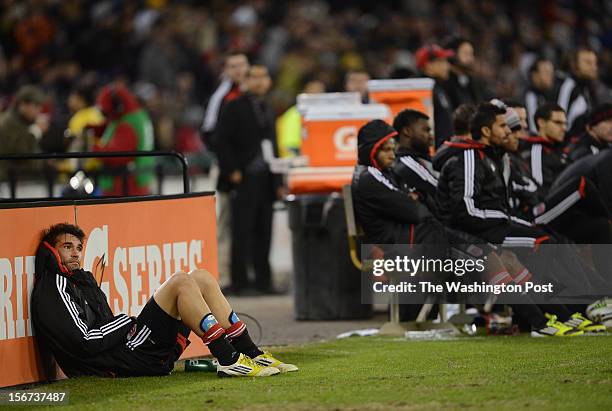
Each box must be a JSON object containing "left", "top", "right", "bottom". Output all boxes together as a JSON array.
[
  {"left": 31, "top": 223, "right": 297, "bottom": 378},
  {"left": 344, "top": 70, "right": 370, "bottom": 104},
  {"left": 0, "top": 85, "right": 47, "bottom": 181},
  {"left": 92, "top": 84, "right": 154, "bottom": 196},
  {"left": 443, "top": 38, "right": 489, "bottom": 111},
  {"left": 66, "top": 83, "right": 104, "bottom": 153},
  {"left": 415, "top": 44, "right": 455, "bottom": 148},
  {"left": 215, "top": 65, "right": 283, "bottom": 295},
  {"left": 524, "top": 58, "right": 556, "bottom": 134},
  {"left": 518, "top": 103, "right": 568, "bottom": 196},
  {"left": 203, "top": 52, "right": 250, "bottom": 151},
  {"left": 567, "top": 103, "right": 612, "bottom": 161},
  {"left": 204, "top": 52, "right": 250, "bottom": 288},
  {"left": 556, "top": 49, "right": 602, "bottom": 138},
  {"left": 276, "top": 78, "right": 325, "bottom": 157}
]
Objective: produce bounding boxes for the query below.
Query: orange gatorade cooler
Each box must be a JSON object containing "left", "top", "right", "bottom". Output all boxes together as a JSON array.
[
  {"left": 301, "top": 104, "right": 391, "bottom": 168},
  {"left": 368, "top": 78, "right": 434, "bottom": 118}
]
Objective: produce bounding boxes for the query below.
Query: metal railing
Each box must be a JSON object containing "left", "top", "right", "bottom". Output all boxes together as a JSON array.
[{"left": 0, "top": 151, "right": 190, "bottom": 199}]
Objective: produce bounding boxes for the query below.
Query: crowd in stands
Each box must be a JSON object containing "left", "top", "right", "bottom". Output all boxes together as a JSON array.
[{"left": 0, "top": 0, "right": 610, "bottom": 166}]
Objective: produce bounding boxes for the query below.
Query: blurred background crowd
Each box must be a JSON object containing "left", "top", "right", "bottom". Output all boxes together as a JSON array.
[{"left": 0, "top": 0, "right": 611, "bottom": 168}]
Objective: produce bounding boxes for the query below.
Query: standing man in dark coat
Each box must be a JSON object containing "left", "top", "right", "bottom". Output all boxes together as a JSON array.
[
  {"left": 215, "top": 65, "right": 283, "bottom": 295},
  {"left": 415, "top": 44, "right": 455, "bottom": 148},
  {"left": 443, "top": 38, "right": 489, "bottom": 111},
  {"left": 556, "top": 48, "right": 606, "bottom": 139},
  {"left": 524, "top": 58, "right": 556, "bottom": 134}
]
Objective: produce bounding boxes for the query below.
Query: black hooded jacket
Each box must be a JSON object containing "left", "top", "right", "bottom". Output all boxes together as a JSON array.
[
  {"left": 31, "top": 242, "right": 187, "bottom": 378},
  {"left": 552, "top": 148, "right": 612, "bottom": 214},
  {"left": 31, "top": 242, "right": 135, "bottom": 377},
  {"left": 392, "top": 148, "right": 438, "bottom": 212},
  {"left": 434, "top": 139, "right": 532, "bottom": 242},
  {"left": 567, "top": 132, "right": 611, "bottom": 162},
  {"left": 351, "top": 120, "right": 432, "bottom": 244},
  {"left": 518, "top": 136, "right": 568, "bottom": 197}
]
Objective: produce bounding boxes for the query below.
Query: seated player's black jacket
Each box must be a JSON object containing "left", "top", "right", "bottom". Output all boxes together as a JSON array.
[
  {"left": 31, "top": 242, "right": 135, "bottom": 377},
  {"left": 351, "top": 127, "right": 432, "bottom": 244},
  {"left": 502, "top": 147, "right": 610, "bottom": 226},
  {"left": 552, "top": 148, "right": 612, "bottom": 216},
  {"left": 434, "top": 139, "right": 532, "bottom": 242},
  {"left": 518, "top": 136, "right": 568, "bottom": 196},
  {"left": 31, "top": 242, "right": 188, "bottom": 378},
  {"left": 502, "top": 151, "right": 541, "bottom": 220},
  {"left": 392, "top": 148, "right": 438, "bottom": 211},
  {"left": 567, "top": 132, "right": 611, "bottom": 162}
]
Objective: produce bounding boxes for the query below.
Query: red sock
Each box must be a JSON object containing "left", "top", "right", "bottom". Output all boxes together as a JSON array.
[
  {"left": 225, "top": 321, "right": 246, "bottom": 339},
  {"left": 201, "top": 323, "right": 225, "bottom": 345},
  {"left": 512, "top": 268, "right": 532, "bottom": 286}
]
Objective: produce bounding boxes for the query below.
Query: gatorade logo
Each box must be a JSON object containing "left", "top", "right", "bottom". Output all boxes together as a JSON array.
[{"left": 333, "top": 126, "right": 358, "bottom": 160}]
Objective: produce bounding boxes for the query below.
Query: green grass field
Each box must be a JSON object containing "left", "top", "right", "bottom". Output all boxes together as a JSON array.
[{"left": 8, "top": 335, "right": 612, "bottom": 411}]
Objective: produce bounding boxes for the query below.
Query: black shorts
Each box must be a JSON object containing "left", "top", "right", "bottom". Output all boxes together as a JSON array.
[{"left": 114, "top": 298, "right": 191, "bottom": 376}]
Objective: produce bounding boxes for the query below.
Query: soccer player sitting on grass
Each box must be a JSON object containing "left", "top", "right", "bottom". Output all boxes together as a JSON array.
[{"left": 31, "top": 223, "right": 298, "bottom": 378}]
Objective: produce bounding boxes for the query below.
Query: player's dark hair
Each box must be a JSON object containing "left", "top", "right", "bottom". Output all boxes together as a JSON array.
[
  {"left": 393, "top": 109, "right": 429, "bottom": 133},
  {"left": 41, "top": 223, "right": 85, "bottom": 246},
  {"left": 471, "top": 103, "right": 506, "bottom": 141},
  {"left": 453, "top": 104, "right": 476, "bottom": 136},
  {"left": 534, "top": 103, "right": 564, "bottom": 127},
  {"left": 528, "top": 57, "right": 551, "bottom": 76}
]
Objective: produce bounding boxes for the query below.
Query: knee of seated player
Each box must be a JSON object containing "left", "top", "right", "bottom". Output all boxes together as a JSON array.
[
  {"left": 188, "top": 269, "right": 218, "bottom": 290},
  {"left": 168, "top": 271, "right": 198, "bottom": 293}
]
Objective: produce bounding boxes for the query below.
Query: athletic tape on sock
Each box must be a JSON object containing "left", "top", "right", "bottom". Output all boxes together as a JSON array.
[
  {"left": 229, "top": 311, "right": 240, "bottom": 325},
  {"left": 200, "top": 313, "right": 218, "bottom": 333}
]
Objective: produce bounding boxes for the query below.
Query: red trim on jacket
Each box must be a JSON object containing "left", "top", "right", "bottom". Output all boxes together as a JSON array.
[
  {"left": 578, "top": 176, "right": 586, "bottom": 198},
  {"left": 370, "top": 131, "right": 398, "bottom": 169},
  {"left": 409, "top": 224, "right": 415, "bottom": 248},
  {"left": 42, "top": 241, "right": 71, "bottom": 275},
  {"left": 443, "top": 140, "right": 487, "bottom": 150}
]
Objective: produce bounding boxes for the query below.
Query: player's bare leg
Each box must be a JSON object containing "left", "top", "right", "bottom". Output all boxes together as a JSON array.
[
  {"left": 153, "top": 271, "right": 279, "bottom": 376},
  {"left": 187, "top": 269, "right": 298, "bottom": 372}
]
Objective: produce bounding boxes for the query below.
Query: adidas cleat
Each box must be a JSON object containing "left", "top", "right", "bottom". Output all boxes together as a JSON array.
[
  {"left": 586, "top": 298, "right": 612, "bottom": 327},
  {"left": 253, "top": 351, "right": 299, "bottom": 373},
  {"left": 216, "top": 353, "right": 280, "bottom": 377},
  {"left": 564, "top": 312, "right": 606, "bottom": 334},
  {"left": 531, "top": 314, "right": 584, "bottom": 337}
]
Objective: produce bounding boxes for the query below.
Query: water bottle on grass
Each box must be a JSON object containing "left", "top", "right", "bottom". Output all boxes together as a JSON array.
[{"left": 185, "top": 359, "right": 217, "bottom": 372}]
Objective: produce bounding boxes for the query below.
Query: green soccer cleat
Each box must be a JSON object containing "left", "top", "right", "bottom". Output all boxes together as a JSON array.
[
  {"left": 531, "top": 314, "right": 584, "bottom": 337},
  {"left": 564, "top": 312, "right": 606, "bottom": 334},
  {"left": 253, "top": 351, "right": 299, "bottom": 373},
  {"left": 216, "top": 353, "right": 280, "bottom": 377}
]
